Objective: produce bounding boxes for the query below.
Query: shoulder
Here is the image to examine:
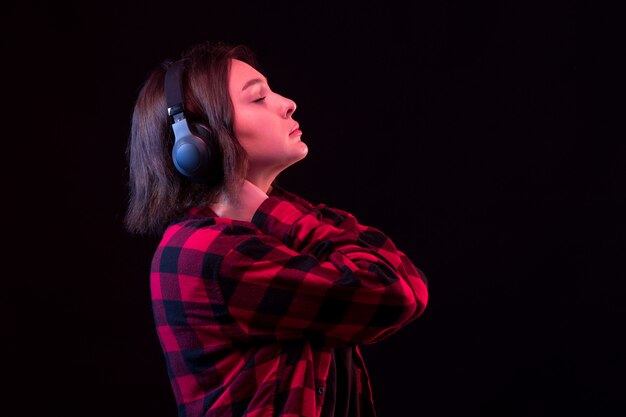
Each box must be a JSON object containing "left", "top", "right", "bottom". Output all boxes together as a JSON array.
[{"left": 156, "top": 212, "right": 261, "bottom": 258}]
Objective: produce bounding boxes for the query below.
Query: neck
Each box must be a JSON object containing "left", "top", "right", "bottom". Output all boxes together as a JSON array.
[{"left": 246, "top": 169, "right": 279, "bottom": 194}]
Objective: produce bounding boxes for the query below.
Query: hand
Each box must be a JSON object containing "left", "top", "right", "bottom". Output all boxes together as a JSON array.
[{"left": 210, "top": 179, "right": 269, "bottom": 222}]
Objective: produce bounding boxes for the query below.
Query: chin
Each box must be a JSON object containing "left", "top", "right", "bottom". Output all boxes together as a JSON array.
[
  {"left": 278, "top": 152, "right": 308, "bottom": 172},
  {"left": 296, "top": 142, "right": 309, "bottom": 157},
  {"left": 293, "top": 147, "right": 308, "bottom": 163}
]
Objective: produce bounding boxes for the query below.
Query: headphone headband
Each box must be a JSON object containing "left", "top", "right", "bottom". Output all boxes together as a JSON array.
[{"left": 164, "top": 60, "right": 185, "bottom": 119}]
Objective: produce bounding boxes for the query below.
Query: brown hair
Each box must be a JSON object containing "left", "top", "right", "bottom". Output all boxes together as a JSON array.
[{"left": 124, "top": 41, "right": 261, "bottom": 236}]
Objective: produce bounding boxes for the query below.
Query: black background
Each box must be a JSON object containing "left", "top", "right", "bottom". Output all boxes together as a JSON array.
[{"left": 4, "top": 1, "right": 623, "bottom": 416}]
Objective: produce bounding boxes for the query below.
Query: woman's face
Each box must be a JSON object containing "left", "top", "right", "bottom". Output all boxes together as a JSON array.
[{"left": 228, "top": 59, "right": 308, "bottom": 179}]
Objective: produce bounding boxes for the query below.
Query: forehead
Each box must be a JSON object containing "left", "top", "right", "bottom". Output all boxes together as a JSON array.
[{"left": 229, "top": 59, "right": 265, "bottom": 88}]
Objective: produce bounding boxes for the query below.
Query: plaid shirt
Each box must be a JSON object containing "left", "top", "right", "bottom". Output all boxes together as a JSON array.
[{"left": 151, "top": 185, "right": 429, "bottom": 417}]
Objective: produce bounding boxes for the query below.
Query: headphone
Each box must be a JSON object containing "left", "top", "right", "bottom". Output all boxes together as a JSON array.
[{"left": 164, "top": 59, "right": 223, "bottom": 184}]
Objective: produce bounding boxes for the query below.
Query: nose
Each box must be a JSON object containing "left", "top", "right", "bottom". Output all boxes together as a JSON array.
[{"left": 282, "top": 96, "right": 297, "bottom": 118}]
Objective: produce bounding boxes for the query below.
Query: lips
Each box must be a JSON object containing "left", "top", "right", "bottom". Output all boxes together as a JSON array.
[{"left": 289, "top": 123, "right": 300, "bottom": 135}]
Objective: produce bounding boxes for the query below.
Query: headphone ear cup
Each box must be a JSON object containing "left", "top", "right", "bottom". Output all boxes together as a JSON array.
[
  {"left": 172, "top": 122, "right": 223, "bottom": 184},
  {"left": 191, "top": 122, "right": 223, "bottom": 184}
]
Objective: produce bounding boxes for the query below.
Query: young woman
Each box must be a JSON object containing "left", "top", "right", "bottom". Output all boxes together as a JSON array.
[{"left": 125, "top": 40, "right": 429, "bottom": 417}]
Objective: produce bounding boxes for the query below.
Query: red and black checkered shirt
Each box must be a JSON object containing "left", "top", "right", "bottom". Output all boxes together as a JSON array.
[{"left": 151, "top": 185, "right": 429, "bottom": 417}]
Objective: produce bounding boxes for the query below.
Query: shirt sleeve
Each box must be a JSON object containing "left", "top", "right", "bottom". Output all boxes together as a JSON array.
[
  {"left": 216, "top": 195, "right": 429, "bottom": 348},
  {"left": 268, "top": 185, "right": 413, "bottom": 248}
]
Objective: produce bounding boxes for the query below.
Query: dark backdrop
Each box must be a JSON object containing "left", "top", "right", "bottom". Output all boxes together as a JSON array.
[{"left": 4, "top": 1, "right": 622, "bottom": 416}]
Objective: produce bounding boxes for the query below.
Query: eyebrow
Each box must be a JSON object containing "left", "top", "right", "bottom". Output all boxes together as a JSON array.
[{"left": 241, "top": 77, "right": 268, "bottom": 92}]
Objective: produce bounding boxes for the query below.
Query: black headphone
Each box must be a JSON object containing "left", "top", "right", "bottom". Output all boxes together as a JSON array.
[{"left": 164, "top": 59, "right": 223, "bottom": 184}]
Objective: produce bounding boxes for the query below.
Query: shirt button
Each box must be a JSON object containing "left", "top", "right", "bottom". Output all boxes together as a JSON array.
[{"left": 317, "top": 387, "right": 325, "bottom": 395}]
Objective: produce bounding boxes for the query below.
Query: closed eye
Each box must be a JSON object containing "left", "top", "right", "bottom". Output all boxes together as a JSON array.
[{"left": 253, "top": 97, "right": 266, "bottom": 103}]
